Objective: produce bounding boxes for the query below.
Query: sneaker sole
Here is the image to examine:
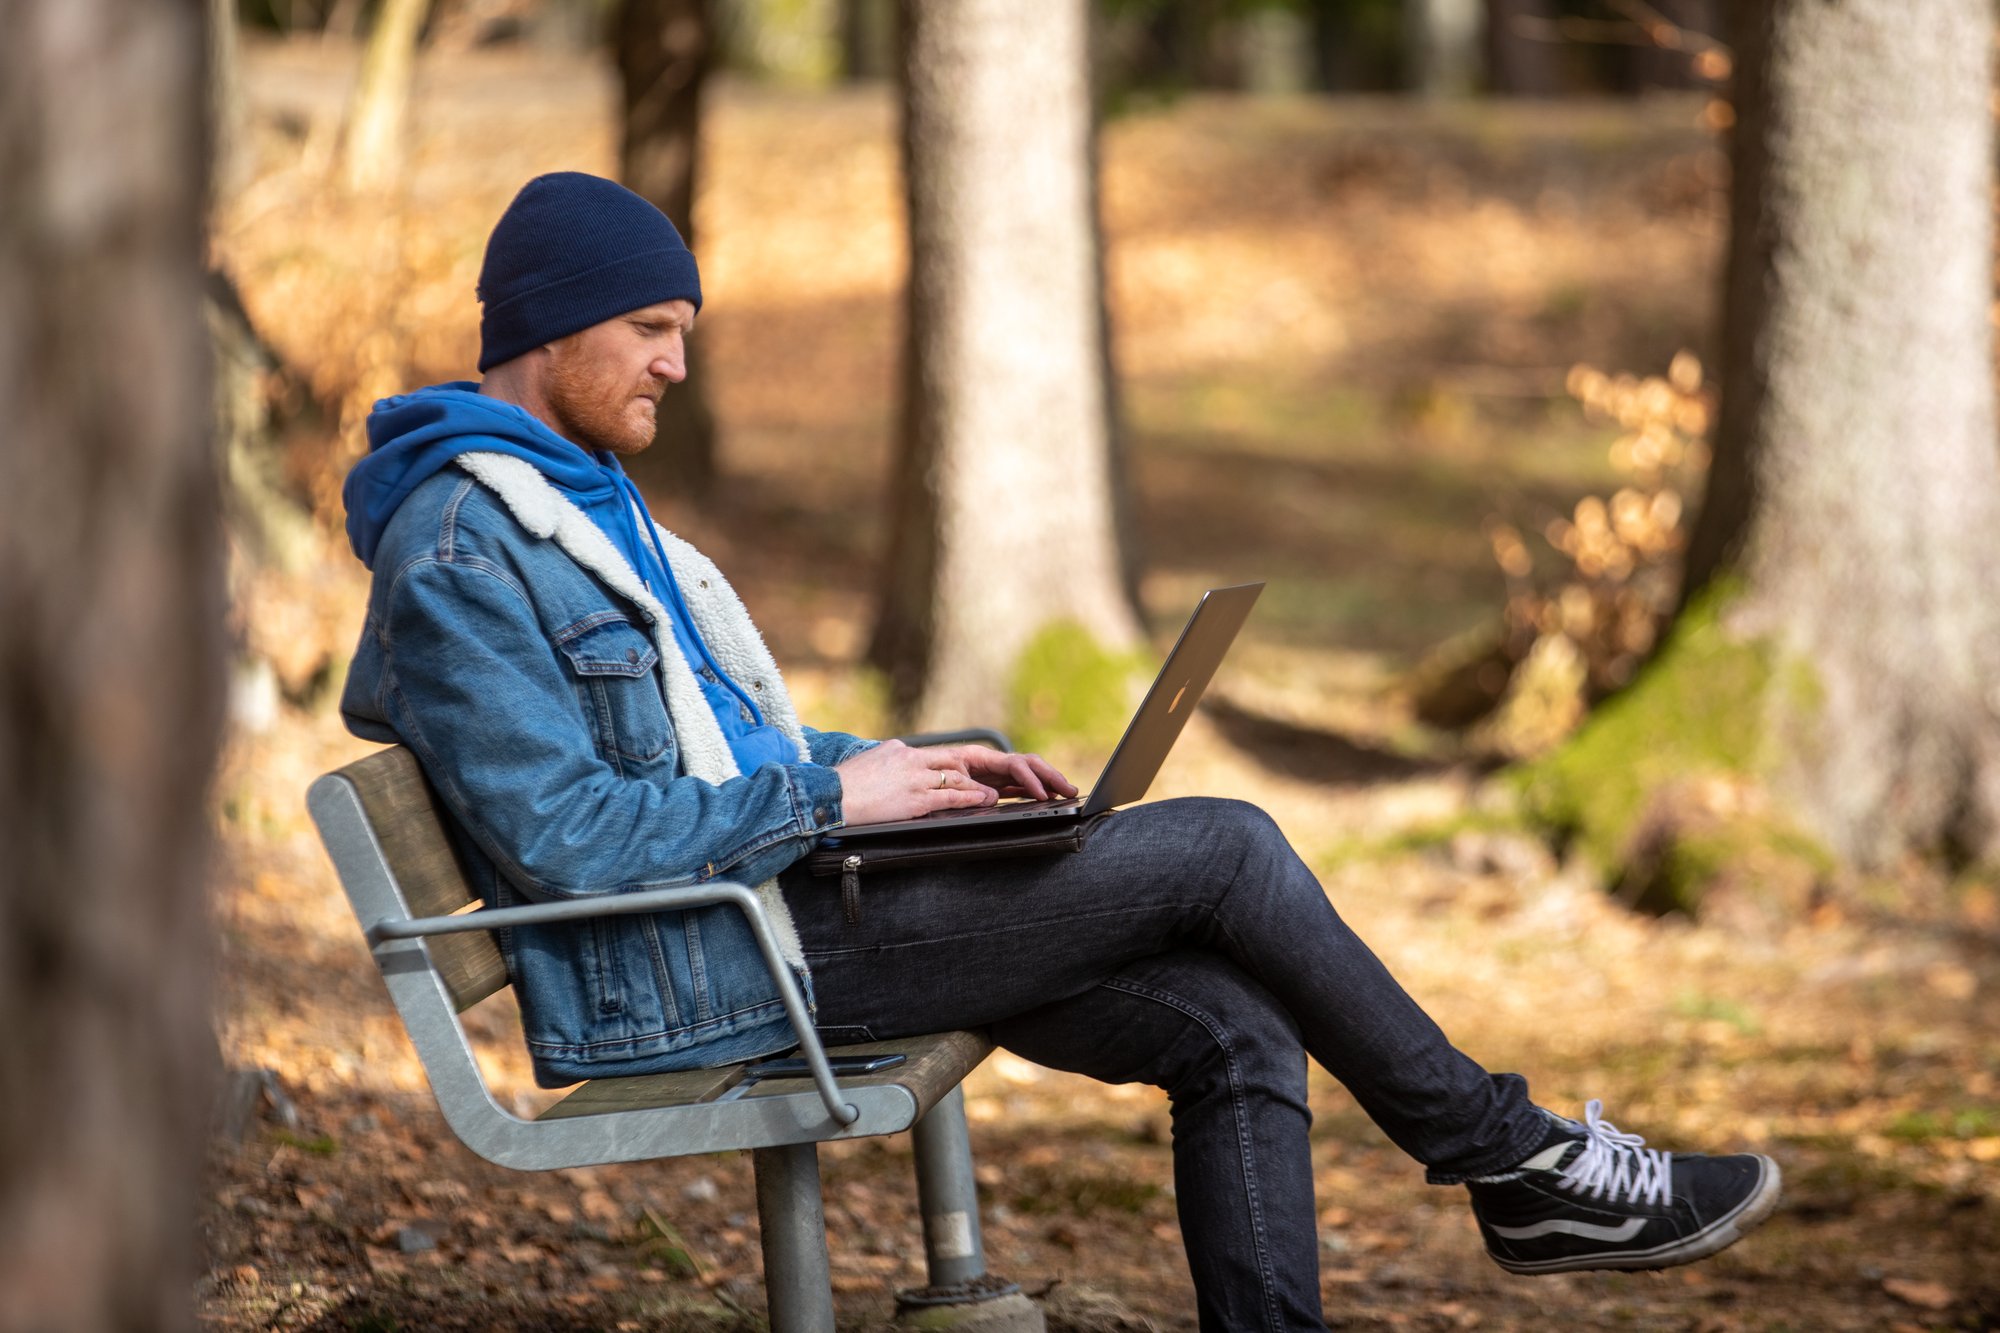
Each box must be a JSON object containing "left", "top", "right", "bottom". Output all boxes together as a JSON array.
[{"left": 1489, "top": 1155, "right": 1783, "bottom": 1276}]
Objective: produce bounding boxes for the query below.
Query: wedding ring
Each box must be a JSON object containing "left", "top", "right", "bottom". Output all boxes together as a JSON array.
[{"left": 936, "top": 771, "right": 949, "bottom": 789}]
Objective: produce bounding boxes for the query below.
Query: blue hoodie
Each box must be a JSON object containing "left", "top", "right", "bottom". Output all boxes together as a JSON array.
[{"left": 345, "top": 382, "right": 797, "bottom": 775}]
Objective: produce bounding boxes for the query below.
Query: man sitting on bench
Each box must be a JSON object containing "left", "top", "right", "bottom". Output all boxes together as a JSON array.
[{"left": 338, "top": 172, "right": 1780, "bottom": 1331}]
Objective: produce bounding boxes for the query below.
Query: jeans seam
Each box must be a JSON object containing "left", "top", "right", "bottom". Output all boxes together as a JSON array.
[{"left": 1100, "top": 976, "right": 1289, "bottom": 1332}]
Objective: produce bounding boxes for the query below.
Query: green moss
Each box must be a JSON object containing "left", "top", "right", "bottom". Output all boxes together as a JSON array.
[
  {"left": 1669, "top": 991, "right": 1762, "bottom": 1037},
  {"left": 1885, "top": 1106, "right": 2000, "bottom": 1144},
  {"left": 1509, "top": 581, "right": 1775, "bottom": 873},
  {"left": 1506, "top": 582, "right": 1845, "bottom": 911},
  {"left": 271, "top": 1130, "right": 337, "bottom": 1156},
  {"left": 1006, "top": 620, "right": 1149, "bottom": 755}
]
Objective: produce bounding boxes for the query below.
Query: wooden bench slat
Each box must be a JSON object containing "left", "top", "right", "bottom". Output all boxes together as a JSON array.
[{"left": 341, "top": 747, "right": 510, "bottom": 1012}]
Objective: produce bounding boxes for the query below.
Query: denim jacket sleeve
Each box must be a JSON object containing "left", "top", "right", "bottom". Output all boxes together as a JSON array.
[
  {"left": 376, "top": 554, "right": 847, "bottom": 899},
  {"left": 801, "top": 725, "right": 879, "bottom": 767}
]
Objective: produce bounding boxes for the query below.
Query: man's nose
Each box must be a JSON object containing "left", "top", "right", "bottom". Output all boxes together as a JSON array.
[{"left": 651, "top": 344, "right": 686, "bottom": 383}]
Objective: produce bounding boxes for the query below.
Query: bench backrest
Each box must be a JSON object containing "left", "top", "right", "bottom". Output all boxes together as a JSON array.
[
  {"left": 309, "top": 744, "right": 986, "bottom": 1169},
  {"left": 335, "top": 746, "right": 508, "bottom": 1011}
]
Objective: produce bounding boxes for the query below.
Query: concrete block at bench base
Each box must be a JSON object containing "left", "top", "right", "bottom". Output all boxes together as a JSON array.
[{"left": 893, "top": 1290, "right": 1045, "bottom": 1332}]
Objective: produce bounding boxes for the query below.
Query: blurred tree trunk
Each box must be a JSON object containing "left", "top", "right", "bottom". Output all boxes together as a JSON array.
[
  {"left": 1237, "top": 7, "right": 1313, "bottom": 95},
  {"left": 1673, "top": 0, "right": 2000, "bottom": 867},
  {"left": 873, "top": 0, "right": 1142, "bottom": 728},
  {"left": 1485, "top": 0, "right": 1557, "bottom": 95},
  {"left": 209, "top": 0, "right": 248, "bottom": 200},
  {"left": 1083, "top": 1, "right": 1146, "bottom": 626},
  {"left": 614, "top": 0, "right": 720, "bottom": 498},
  {"left": 1404, "top": 0, "right": 1482, "bottom": 96},
  {"left": 839, "top": 0, "right": 894, "bottom": 80},
  {"left": 0, "top": 1, "right": 224, "bottom": 1329},
  {"left": 340, "top": 0, "right": 431, "bottom": 192}
]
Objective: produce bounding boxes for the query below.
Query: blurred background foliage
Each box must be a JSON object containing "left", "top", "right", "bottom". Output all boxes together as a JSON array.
[{"left": 231, "top": 0, "right": 1722, "bottom": 96}]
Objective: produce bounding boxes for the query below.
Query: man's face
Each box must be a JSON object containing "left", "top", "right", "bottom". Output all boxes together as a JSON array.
[{"left": 541, "top": 298, "right": 695, "bottom": 456}]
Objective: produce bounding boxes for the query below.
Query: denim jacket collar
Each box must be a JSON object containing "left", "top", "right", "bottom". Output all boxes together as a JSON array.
[{"left": 455, "top": 449, "right": 814, "bottom": 970}]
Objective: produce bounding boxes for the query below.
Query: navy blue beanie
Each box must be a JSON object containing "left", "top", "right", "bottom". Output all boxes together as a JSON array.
[{"left": 476, "top": 172, "right": 702, "bottom": 373}]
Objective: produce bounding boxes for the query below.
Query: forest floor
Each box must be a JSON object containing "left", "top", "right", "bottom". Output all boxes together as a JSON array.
[{"left": 199, "top": 37, "right": 2000, "bottom": 1333}]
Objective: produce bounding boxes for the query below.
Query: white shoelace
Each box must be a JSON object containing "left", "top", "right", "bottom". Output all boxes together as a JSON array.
[{"left": 1557, "top": 1100, "right": 1672, "bottom": 1206}]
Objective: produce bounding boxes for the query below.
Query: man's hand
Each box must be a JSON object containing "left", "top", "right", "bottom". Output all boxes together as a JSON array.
[
  {"left": 941, "top": 744, "right": 1078, "bottom": 802},
  {"left": 833, "top": 741, "right": 1077, "bottom": 827}
]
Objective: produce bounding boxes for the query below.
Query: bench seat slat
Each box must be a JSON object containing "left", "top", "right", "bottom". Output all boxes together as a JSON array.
[{"left": 537, "top": 1031, "right": 991, "bottom": 1126}]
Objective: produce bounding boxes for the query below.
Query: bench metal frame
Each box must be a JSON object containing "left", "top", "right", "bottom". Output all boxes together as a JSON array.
[{"left": 307, "top": 746, "right": 1012, "bottom": 1331}]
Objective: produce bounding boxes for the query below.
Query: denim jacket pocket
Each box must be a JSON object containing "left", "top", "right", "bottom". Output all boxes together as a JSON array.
[{"left": 556, "top": 616, "right": 673, "bottom": 764}]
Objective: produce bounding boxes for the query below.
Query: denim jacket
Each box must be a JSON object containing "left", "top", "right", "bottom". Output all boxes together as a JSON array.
[{"left": 340, "top": 452, "right": 874, "bottom": 1086}]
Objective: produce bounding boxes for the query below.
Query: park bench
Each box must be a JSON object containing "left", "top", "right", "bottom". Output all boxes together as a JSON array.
[{"left": 307, "top": 741, "right": 1041, "bottom": 1332}]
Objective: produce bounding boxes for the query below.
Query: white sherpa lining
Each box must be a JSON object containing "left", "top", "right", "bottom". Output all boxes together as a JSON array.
[{"left": 453, "top": 450, "right": 813, "bottom": 973}]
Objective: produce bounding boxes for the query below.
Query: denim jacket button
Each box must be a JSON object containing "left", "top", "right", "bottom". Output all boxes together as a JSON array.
[
  {"left": 813, "top": 806, "right": 829, "bottom": 824},
  {"left": 625, "top": 648, "right": 639, "bottom": 664}
]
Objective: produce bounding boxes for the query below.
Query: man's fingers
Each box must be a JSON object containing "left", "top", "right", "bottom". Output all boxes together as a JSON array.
[
  {"left": 1020, "top": 753, "right": 1077, "bottom": 797},
  {"left": 1005, "top": 755, "right": 1049, "bottom": 800},
  {"left": 917, "top": 776, "right": 994, "bottom": 810}
]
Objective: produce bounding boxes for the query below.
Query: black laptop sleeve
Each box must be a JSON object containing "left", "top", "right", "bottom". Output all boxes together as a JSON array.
[{"left": 807, "top": 811, "right": 1114, "bottom": 924}]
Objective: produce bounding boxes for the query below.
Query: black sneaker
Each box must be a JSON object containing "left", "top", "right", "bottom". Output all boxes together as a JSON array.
[{"left": 1464, "top": 1100, "right": 1782, "bottom": 1275}]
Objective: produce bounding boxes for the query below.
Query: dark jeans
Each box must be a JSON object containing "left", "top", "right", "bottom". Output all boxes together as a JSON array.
[{"left": 780, "top": 797, "right": 1545, "bottom": 1332}]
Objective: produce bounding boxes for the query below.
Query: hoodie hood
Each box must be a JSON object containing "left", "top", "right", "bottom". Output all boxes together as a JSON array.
[
  {"left": 343, "top": 381, "right": 791, "bottom": 774},
  {"left": 344, "top": 382, "right": 621, "bottom": 568}
]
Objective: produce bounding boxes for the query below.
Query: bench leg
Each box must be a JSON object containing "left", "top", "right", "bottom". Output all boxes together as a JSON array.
[
  {"left": 912, "top": 1086, "right": 989, "bottom": 1287},
  {"left": 897, "top": 1087, "right": 1043, "bottom": 1329},
  {"left": 754, "top": 1142, "right": 836, "bottom": 1333}
]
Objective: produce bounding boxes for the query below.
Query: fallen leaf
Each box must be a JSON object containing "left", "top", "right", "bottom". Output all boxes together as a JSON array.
[
  {"left": 1882, "top": 1278, "right": 1954, "bottom": 1310},
  {"left": 580, "top": 1187, "right": 622, "bottom": 1223}
]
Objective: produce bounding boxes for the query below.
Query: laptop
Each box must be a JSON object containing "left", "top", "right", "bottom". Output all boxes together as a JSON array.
[{"left": 830, "top": 582, "right": 1264, "bottom": 840}]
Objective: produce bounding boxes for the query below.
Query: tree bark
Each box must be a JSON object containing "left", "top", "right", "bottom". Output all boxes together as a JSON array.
[
  {"left": 340, "top": 0, "right": 431, "bottom": 193},
  {"left": 0, "top": 0, "right": 225, "bottom": 1328},
  {"left": 838, "top": 0, "right": 895, "bottom": 81},
  {"left": 1677, "top": 0, "right": 2000, "bottom": 867},
  {"left": 1485, "top": 0, "right": 1557, "bottom": 95},
  {"left": 873, "top": 0, "right": 1143, "bottom": 728},
  {"left": 614, "top": 0, "right": 720, "bottom": 498},
  {"left": 209, "top": 0, "right": 248, "bottom": 201},
  {"left": 1404, "top": 0, "right": 1483, "bottom": 97}
]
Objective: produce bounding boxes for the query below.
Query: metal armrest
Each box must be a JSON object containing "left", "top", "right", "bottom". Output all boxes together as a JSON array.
[
  {"left": 894, "top": 727, "right": 1013, "bottom": 752},
  {"left": 367, "top": 882, "right": 858, "bottom": 1127}
]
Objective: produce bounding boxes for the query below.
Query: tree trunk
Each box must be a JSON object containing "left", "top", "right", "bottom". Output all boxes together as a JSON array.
[
  {"left": 1677, "top": 0, "right": 2000, "bottom": 867},
  {"left": 209, "top": 0, "right": 248, "bottom": 201},
  {"left": 340, "top": 0, "right": 431, "bottom": 193},
  {"left": 614, "top": 0, "right": 720, "bottom": 498},
  {"left": 1485, "top": 0, "right": 1557, "bottom": 95},
  {"left": 873, "top": 0, "right": 1142, "bottom": 728},
  {"left": 838, "top": 0, "right": 894, "bottom": 81},
  {"left": 1085, "top": 0, "right": 1147, "bottom": 626},
  {"left": 0, "top": 1, "right": 224, "bottom": 1328},
  {"left": 1404, "top": 0, "right": 1483, "bottom": 97}
]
